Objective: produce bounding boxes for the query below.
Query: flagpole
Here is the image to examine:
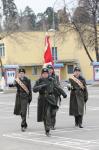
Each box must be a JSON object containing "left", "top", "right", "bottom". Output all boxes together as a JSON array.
[
  {"left": 52, "top": 0, "right": 58, "bottom": 66},
  {"left": 44, "top": 0, "right": 58, "bottom": 68}
]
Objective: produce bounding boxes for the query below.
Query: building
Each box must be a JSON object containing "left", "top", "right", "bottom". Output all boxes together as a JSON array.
[{"left": 0, "top": 31, "right": 96, "bottom": 85}]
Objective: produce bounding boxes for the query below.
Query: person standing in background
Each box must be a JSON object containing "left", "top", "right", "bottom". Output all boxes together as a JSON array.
[
  {"left": 68, "top": 67, "right": 88, "bottom": 128},
  {"left": 14, "top": 68, "right": 32, "bottom": 132}
]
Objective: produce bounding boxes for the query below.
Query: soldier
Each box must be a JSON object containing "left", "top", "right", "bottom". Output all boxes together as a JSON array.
[
  {"left": 68, "top": 67, "right": 88, "bottom": 128},
  {"left": 14, "top": 68, "right": 32, "bottom": 132},
  {"left": 47, "top": 64, "right": 60, "bottom": 130},
  {"left": 33, "top": 68, "right": 67, "bottom": 137}
]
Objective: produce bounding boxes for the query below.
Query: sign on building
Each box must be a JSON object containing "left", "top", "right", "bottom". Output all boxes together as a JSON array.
[
  {"left": 4, "top": 65, "right": 19, "bottom": 86},
  {"left": 54, "top": 63, "right": 64, "bottom": 80},
  {"left": 93, "top": 62, "right": 99, "bottom": 81}
]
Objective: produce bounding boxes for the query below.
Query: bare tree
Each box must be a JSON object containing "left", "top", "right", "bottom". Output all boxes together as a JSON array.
[
  {"left": 19, "top": 6, "right": 36, "bottom": 31},
  {"left": 1, "top": 0, "right": 19, "bottom": 32},
  {"left": 59, "top": 0, "right": 99, "bottom": 62},
  {"left": 0, "top": 0, "right": 19, "bottom": 77}
]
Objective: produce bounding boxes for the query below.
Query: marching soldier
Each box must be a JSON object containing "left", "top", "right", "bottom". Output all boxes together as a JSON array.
[
  {"left": 33, "top": 68, "right": 67, "bottom": 137},
  {"left": 14, "top": 68, "right": 32, "bottom": 132},
  {"left": 47, "top": 64, "right": 60, "bottom": 130},
  {"left": 68, "top": 67, "right": 88, "bottom": 128}
]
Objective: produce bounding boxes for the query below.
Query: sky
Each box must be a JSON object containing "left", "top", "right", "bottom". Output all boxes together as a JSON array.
[
  {"left": 15, "top": 0, "right": 57, "bottom": 13},
  {"left": 14, "top": 0, "right": 77, "bottom": 14}
]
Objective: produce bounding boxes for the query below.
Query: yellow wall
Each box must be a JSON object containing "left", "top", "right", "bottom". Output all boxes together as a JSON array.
[
  {"left": 54, "top": 31, "right": 95, "bottom": 80},
  {"left": 24, "top": 66, "right": 42, "bottom": 80},
  {"left": 1, "top": 32, "right": 46, "bottom": 65},
  {"left": 0, "top": 31, "right": 96, "bottom": 81}
]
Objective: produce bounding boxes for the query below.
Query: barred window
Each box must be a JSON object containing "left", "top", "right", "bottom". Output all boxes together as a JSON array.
[
  {"left": 67, "top": 65, "right": 74, "bottom": 74},
  {"left": 0, "top": 43, "right": 5, "bottom": 57},
  {"left": 52, "top": 47, "right": 57, "bottom": 61},
  {"left": 32, "top": 66, "right": 38, "bottom": 75}
]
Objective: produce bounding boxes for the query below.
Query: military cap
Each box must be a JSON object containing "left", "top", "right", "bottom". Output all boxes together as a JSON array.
[
  {"left": 74, "top": 67, "right": 81, "bottom": 72},
  {"left": 18, "top": 68, "right": 26, "bottom": 73},
  {"left": 47, "top": 64, "right": 54, "bottom": 69},
  {"left": 41, "top": 68, "right": 49, "bottom": 74}
]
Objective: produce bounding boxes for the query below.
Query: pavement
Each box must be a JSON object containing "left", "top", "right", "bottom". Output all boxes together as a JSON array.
[{"left": 0, "top": 86, "right": 99, "bottom": 150}]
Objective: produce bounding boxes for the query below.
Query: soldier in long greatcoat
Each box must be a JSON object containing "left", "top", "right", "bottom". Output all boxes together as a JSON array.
[
  {"left": 33, "top": 68, "right": 67, "bottom": 136},
  {"left": 68, "top": 67, "right": 88, "bottom": 128},
  {"left": 47, "top": 64, "right": 60, "bottom": 130},
  {"left": 14, "top": 68, "right": 32, "bottom": 132}
]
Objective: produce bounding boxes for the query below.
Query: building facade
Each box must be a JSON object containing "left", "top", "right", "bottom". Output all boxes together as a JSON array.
[{"left": 0, "top": 31, "right": 96, "bottom": 84}]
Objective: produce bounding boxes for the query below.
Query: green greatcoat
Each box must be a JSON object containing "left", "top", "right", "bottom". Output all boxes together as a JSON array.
[
  {"left": 69, "top": 75, "right": 88, "bottom": 116},
  {"left": 14, "top": 77, "right": 32, "bottom": 115},
  {"left": 33, "top": 77, "right": 67, "bottom": 122}
]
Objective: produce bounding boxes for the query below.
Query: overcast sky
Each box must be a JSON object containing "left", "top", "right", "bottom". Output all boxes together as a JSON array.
[
  {"left": 0, "top": 0, "right": 77, "bottom": 14},
  {"left": 14, "top": 0, "right": 77, "bottom": 14},
  {"left": 15, "top": 0, "right": 53, "bottom": 13}
]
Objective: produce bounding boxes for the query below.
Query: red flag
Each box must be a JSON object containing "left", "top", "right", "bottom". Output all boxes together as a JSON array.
[{"left": 44, "top": 35, "right": 53, "bottom": 65}]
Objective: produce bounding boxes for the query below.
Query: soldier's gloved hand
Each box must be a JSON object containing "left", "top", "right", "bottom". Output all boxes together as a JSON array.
[
  {"left": 28, "top": 101, "right": 30, "bottom": 105},
  {"left": 28, "top": 97, "right": 32, "bottom": 105},
  {"left": 84, "top": 99, "right": 87, "bottom": 103},
  {"left": 67, "top": 85, "right": 71, "bottom": 91},
  {"left": 63, "top": 93, "right": 67, "bottom": 98},
  {"left": 48, "top": 76, "right": 53, "bottom": 81}
]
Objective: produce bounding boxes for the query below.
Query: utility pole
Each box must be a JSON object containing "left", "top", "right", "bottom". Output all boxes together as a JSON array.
[{"left": 52, "top": 0, "right": 58, "bottom": 63}]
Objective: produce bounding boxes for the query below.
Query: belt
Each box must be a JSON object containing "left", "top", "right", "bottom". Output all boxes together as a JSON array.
[
  {"left": 40, "top": 92, "right": 48, "bottom": 95},
  {"left": 72, "top": 88, "right": 83, "bottom": 91},
  {"left": 49, "top": 92, "right": 53, "bottom": 94}
]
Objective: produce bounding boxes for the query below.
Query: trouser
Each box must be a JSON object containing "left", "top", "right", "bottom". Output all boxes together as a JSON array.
[
  {"left": 51, "top": 107, "right": 58, "bottom": 127},
  {"left": 44, "top": 103, "right": 52, "bottom": 132},
  {"left": 51, "top": 96, "right": 59, "bottom": 127},
  {"left": 20, "top": 98, "right": 28, "bottom": 128},
  {"left": 75, "top": 115, "right": 83, "bottom": 125}
]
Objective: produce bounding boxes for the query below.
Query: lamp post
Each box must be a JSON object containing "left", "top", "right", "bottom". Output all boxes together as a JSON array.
[
  {"left": 48, "top": 0, "right": 57, "bottom": 64},
  {"left": 52, "top": 0, "right": 58, "bottom": 64}
]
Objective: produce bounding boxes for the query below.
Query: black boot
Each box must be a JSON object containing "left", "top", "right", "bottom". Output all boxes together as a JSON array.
[
  {"left": 78, "top": 115, "right": 83, "bottom": 128},
  {"left": 21, "top": 123, "right": 27, "bottom": 132},
  {"left": 21, "top": 127, "right": 26, "bottom": 132},
  {"left": 79, "top": 124, "right": 83, "bottom": 128},
  {"left": 45, "top": 130, "right": 51, "bottom": 137},
  {"left": 75, "top": 116, "right": 79, "bottom": 126},
  {"left": 51, "top": 126, "right": 56, "bottom": 130}
]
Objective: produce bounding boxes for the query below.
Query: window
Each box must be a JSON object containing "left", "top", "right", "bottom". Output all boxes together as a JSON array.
[
  {"left": 0, "top": 43, "right": 5, "bottom": 57},
  {"left": 67, "top": 65, "right": 74, "bottom": 74},
  {"left": 52, "top": 47, "right": 58, "bottom": 61},
  {"left": 32, "top": 66, "right": 37, "bottom": 75}
]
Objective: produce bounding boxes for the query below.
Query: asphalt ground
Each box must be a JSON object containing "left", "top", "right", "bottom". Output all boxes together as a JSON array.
[{"left": 0, "top": 86, "right": 99, "bottom": 150}]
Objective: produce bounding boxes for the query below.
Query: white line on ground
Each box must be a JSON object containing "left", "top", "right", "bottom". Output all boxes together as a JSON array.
[
  {"left": 3, "top": 133, "right": 89, "bottom": 150},
  {"left": 4, "top": 131, "right": 99, "bottom": 144},
  {"left": 17, "top": 131, "right": 91, "bottom": 143},
  {"left": 52, "top": 128, "right": 99, "bottom": 133}
]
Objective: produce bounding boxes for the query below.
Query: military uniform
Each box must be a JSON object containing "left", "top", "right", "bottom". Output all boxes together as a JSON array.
[
  {"left": 33, "top": 68, "right": 67, "bottom": 136},
  {"left": 47, "top": 64, "right": 60, "bottom": 129},
  {"left": 69, "top": 67, "right": 88, "bottom": 128},
  {"left": 14, "top": 68, "right": 32, "bottom": 131}
]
